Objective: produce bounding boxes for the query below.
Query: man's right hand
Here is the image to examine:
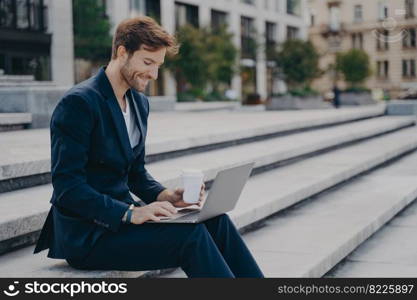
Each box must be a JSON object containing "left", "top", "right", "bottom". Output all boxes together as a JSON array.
[{"left": 130, "top": 201, "right": 178, "bottom": 224}]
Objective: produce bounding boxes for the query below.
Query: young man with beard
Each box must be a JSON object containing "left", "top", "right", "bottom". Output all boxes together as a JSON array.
[{"left": 34, "top": 16, "right": 264, "bottom": 278}]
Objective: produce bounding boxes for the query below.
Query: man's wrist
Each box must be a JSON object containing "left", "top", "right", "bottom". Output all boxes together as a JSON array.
[
  {"left": 156, "top": 189, "right": 171, "bottom": 202},
  {"left": 122, "top": 204, "right": 135, "bottom": 223}
]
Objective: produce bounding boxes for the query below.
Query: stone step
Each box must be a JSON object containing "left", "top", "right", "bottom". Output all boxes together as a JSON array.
[
  {"left": 0, "top": 113, "right": 32, "bottom": 132},
  {"left": 163, "top": 149, "right": 417, "bottom": 278},
  {"left": 175, "top": 101, "right": 239, "bottom": 112},
  {"left": 0, "top": 117, "right": 415, "bottom": 254},
  {"left": 326, "top": 186, "right": 417, "bottom": 277},
  {"left": 0, "top": 106, "right": 386, "bottom": 192},
  {"left": 0, "top": 126, "right": 417, "bottom": 277}
]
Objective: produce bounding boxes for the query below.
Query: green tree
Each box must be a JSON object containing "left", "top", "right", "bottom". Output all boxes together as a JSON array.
[
  {"left": 205, "top": 25, "right": 237, "bottom": 97},
  {"left": 73, "top": 0, "right": 112, "bottom": 61},
  {"left": 275, "top": 39, "right": 321, "bottom": 91},
  {"left": 336, "top": 49, "right": 371, "bottom": 88},
  {"left": 166, "top": 25, "right": 237, "bottom": 101}
]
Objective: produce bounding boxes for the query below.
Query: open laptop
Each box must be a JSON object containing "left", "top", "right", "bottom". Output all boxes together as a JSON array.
[{"left": 147, "top": 162, "right": 255, "bottom": 223}]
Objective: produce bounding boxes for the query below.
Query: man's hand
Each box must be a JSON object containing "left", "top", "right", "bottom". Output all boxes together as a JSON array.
[
  {"left": 157, "top": 183, "right": 206, "bottom": 208},
  {"left": 130, "top": 201, "right": 178, "bottom": 224}
]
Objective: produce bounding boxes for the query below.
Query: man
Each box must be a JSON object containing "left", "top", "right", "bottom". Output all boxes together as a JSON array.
[{"left": 34, "top": 16, "right": 264, "bottom": 278}]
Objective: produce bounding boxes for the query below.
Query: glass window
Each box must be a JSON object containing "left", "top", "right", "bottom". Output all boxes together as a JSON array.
[
  {"left": 354, "top": 5, "right": 363, "bottom": 23},
  {"left": 405, "top": 0, "right": 415, "bottom": 18},
  {"left": 287, "top": 25, "right": 299, "bottom": 39},
  {"left": 175, "top": 2, "right": 198, "bottom": 30},
  {"left": 211, "top": 9, "right": 228, "bottom": 31}
]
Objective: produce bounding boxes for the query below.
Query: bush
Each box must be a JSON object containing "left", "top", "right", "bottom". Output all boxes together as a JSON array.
[
  {"left": 336, "top": 49, "right": 371, "bottom": 88},
  {"left": 166, "top": 25, "right": 237, "bottom": 101},
  {"left": 275, "top": 39, "right": 321, "bottom": 90},
  {"left": 288, "top": 86, "right": 320, "bottom": 97}
]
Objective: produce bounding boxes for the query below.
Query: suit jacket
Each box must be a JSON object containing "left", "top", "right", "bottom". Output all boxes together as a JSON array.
[{"left": 33, "top": 67, "right": 166, "bottom": 260}]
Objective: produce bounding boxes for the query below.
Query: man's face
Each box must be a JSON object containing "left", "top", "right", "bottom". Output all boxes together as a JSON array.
[{"left": 120, "top": 46, "right": 166, "bottom": 92}]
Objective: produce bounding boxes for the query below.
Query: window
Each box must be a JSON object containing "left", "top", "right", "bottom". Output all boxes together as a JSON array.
[
  {"left": 329, "top": 5, "right": 341, "bottom": 31},
  {"left": 130, "top": 0, "right": 161, "bottom": 22},
  {"left": 241, "top": 16, "right": 256, "bottom": 59},
  {"left": 403, "top": 28, "right": 416, "bottom": 48},
  {"left": 310, "top": 13, "right": 315, "bottom": 26},
  {"left": 241, "top": 0, "right": 255, "bottom": 5},
  {"left": 266, "top": 22, "right": 277, "bottom": 60},
  {"left": 175, "top": 2, "right": 198, "bottom": 30},
  {"left": 211, "top": 9, "right": 228, "bottom": 32},
  {"left": 378, "top": 1, "right": 389, "bottom": 20},
  {"left": 287, "top": 25, "right": 299, "bottom": 39},
  {"left": 0, "top": 0, "right": 47, "bottom": 31},
  {"left": 405, "top": 0, "right": 415, "bottom": 18},
  {"left": 377, "top": 60, "right": 389, "bottom": 78},
  {"left": 402, "top": 59, "right": 416, "bottom": 77},
  {"left": 354, "top": 5, "right": 363, "bottom": 23},
  {"left": 287, "top": 0, "right": 301, "bottom": 16},
  {"left": 351, "top": 32, "right": 364, "bottom": 49},
  {"left": 376, "top": 29, "right": 389, "bottom": 50},
  {"left": 129, "top": 0, "right": 143, "bottom": 13}
]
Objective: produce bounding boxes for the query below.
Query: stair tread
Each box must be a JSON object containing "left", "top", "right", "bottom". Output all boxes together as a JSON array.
[
  {"left": 0, "top": 107, "right": 386, "bottom": 180},
  {"left": 1, "top": 125, "right": 417, "bottom": 241},
  {"left": 1, "top": 128, "right": 417, "bottom": 277}
]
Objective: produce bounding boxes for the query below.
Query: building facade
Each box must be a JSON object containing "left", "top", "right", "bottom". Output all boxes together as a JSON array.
[
  {"left": 308, "top": 0, "right": 417, "bottom": 98},
  {"left": 0, "top": 0, "right": 74, "bottom": 86},
  {"left": 104, "top": 0, "right": 309, "bottom": 101}
]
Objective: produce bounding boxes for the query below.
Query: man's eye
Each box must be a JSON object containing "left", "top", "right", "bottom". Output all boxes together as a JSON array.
[{"left": 144, "top": 61, "right": 151, "bottom": 65}]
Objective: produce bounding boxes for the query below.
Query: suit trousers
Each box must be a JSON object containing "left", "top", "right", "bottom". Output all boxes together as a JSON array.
[{"left": 66, "top": 214, "right": 264, "bottom": 278}]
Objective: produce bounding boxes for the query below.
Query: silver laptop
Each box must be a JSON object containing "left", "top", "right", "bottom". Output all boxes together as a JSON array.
[{"left": 148, "top": 162, "right": 255, "bottom": 223}]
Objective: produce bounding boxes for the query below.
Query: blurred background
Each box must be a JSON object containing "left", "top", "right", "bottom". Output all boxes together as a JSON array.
[{"left": 1, "top": 0, "right": 415, "bottom": 111}]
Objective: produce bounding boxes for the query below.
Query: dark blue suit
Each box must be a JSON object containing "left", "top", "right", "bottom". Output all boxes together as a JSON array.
[{"left": 34, "top": 67, "right": 264, "bottom": 278}]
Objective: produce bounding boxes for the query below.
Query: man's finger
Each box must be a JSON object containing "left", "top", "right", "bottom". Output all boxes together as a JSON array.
[
  {"left": 156, "top": 207, "right": 175, "bottom": 217},
  {"left": 160, "top": 201, "right": 177, "bottom": 214},
  {"left": 149, "top": 214, "right": 160, "bottom": 222}
]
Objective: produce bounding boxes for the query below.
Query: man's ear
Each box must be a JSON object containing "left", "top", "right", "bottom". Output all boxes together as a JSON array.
[{"left": 116, "top": 46, "right": 127, "bottom": 61}]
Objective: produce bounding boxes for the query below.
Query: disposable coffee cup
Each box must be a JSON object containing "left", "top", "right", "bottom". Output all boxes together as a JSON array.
[{"left": 182, "top": 169, "right": 204, "bottom": 204}]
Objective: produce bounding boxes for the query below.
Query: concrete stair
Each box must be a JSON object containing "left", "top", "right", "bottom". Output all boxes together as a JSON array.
[
  {"left": 0, "top": 112, "right": 416, "bottom": 277},
  {"left": 162, "top": 149, "right": 417, "bottom": 278},
  {"left": 0, "top": 105, "right": 394, "bottom": 193},
  {"left": 0, "top": 113, "right": 32, "bottom": 132},
  {"left": 0, "top": 115, "right": 415, "bottom": 255}
]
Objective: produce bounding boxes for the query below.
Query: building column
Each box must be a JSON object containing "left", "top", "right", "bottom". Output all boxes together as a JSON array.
[
  {"left": 229, "top": 10, "right": 242, "bottom": 101},
  {"left": 49, "top": 0, "right": 74, "bottom": 86},
  {"left": 255, "top": 17, "right": 267, "bottom": 100},
  {"left": 199, "top": 2, "right": 211, "bottom": 27},
  {"left": 160, "top": 0, "right": 177, "bottom": 98}
]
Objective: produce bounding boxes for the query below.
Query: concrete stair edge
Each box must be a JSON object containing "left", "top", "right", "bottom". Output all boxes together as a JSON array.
[
  {"left": 0, "top": 115, "right": 412, "bottom": 184},
  {"left": 1, "top": 132, "right": 417, "bottom": 277}
]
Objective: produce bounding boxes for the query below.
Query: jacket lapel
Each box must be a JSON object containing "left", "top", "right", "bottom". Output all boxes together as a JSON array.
[
  {"left": 106, "top": 96, "right": 133, "bottom": 163},
  {"left": 96, "top": 67, "right": 133, "bottom": 163},
  {"left": 128, "top": 90, "right": 145, "bottom": 143}
]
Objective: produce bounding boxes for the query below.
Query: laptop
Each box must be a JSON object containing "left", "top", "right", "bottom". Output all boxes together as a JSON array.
[{"left": 147, "top": 162, "right": 255, "bottom": 223}]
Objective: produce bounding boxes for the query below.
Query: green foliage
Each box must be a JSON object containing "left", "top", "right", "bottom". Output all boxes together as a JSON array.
[
  {"left": 288, "top": 86, "right": 320, "bottom": 97},
  {"left": 275, "top": 39, "right": 321, "bottom": 90},
  {"left": 73, "top": 0, "right": 112, "bottom": 61},
  {"left": 336, "top": 49, "right": 371, "bottom": 88},
  {"left": 166, "top": 25, "right": 237, "bottom": 101}
]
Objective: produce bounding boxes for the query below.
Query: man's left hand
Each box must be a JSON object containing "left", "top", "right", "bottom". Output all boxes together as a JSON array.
[{"left": 157, "top": 183, "right": 206, "bottom": 208}]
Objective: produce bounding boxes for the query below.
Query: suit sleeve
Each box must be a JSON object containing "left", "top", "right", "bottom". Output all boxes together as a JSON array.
[
  {"left": 128, "top": 95, "right": 166, "bottom": 204},
  {"left": 50, "top": 94, "right": 129, "bottom": 232}
]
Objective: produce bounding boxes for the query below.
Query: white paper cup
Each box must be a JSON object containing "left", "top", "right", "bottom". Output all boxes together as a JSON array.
[{"left": 182, "top": 169, "right": 204, "bottom": 204}]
